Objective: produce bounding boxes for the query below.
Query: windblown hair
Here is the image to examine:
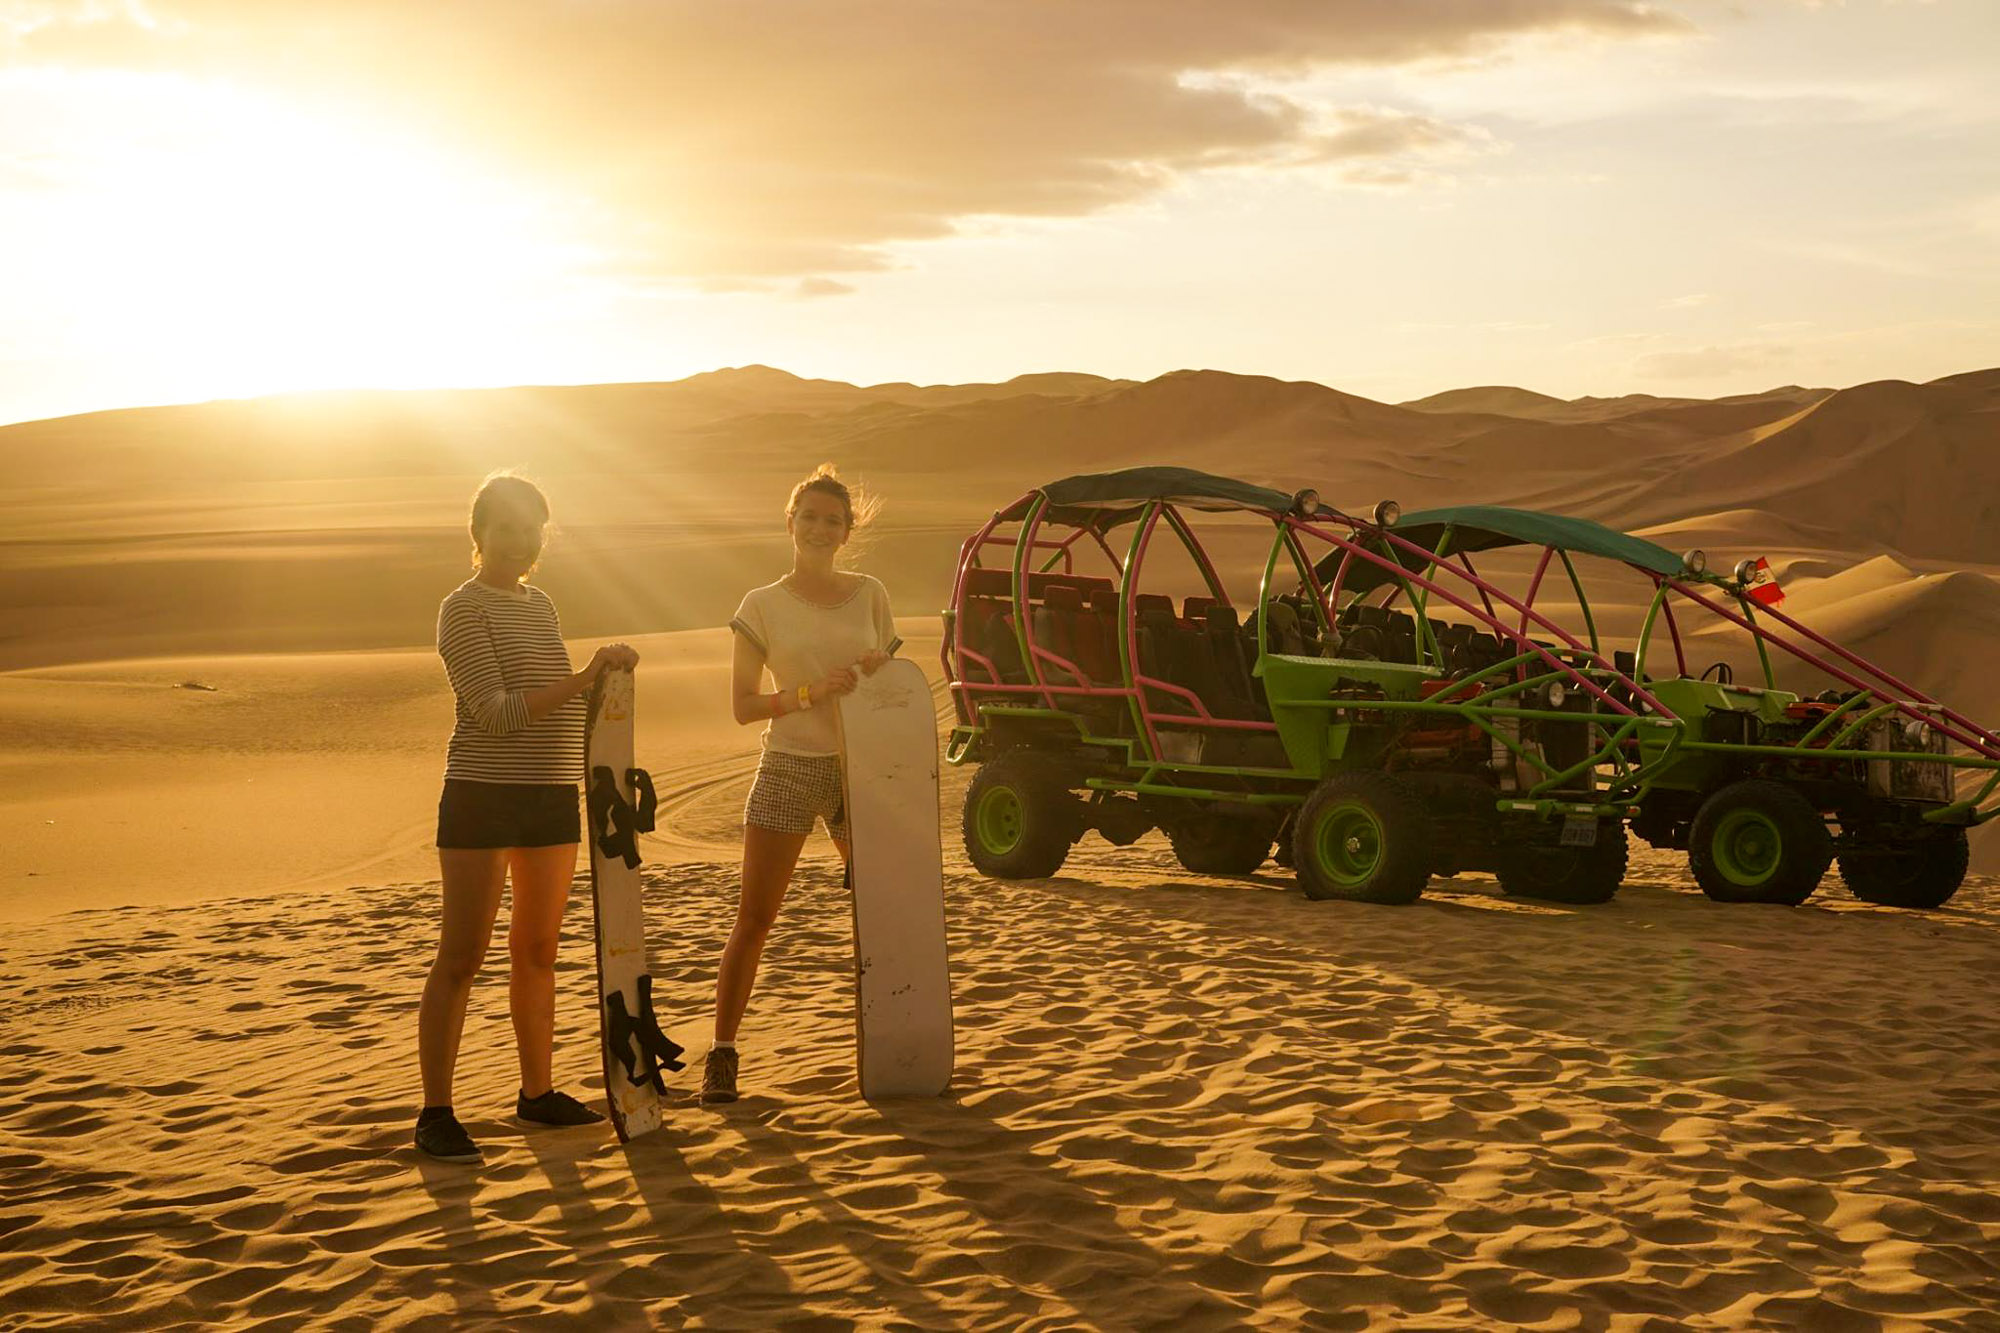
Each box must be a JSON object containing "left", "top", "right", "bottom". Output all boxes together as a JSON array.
[{"left": 786, "top": 462, "right": 881, "bottom": 562}]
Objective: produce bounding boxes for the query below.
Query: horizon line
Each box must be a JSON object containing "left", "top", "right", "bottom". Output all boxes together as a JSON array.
[{"left": 4, "top": 362, "right": 1988, "bottom": 433}]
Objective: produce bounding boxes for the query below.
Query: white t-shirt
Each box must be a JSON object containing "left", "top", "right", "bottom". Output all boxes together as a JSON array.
[{"left": 730, "top": 574, "right": 902, "bottom": 756}]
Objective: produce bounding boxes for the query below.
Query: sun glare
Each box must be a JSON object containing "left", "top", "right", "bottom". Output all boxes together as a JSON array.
[{"left": 11, "top": 72, "right": 605, "bottom": 403}]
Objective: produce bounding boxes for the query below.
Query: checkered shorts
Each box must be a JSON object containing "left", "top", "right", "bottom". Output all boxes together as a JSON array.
[{"left": 744, "top": 749, "right": 849, "bottom": 841}]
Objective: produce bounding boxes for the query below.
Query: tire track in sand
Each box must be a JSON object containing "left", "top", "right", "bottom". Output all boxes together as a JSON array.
[
  {"left": 639, "top": 753, "right": 762, "bottom": 862},
  {"left": 639, "top": 675, "right": 954, "bottom": 864}
]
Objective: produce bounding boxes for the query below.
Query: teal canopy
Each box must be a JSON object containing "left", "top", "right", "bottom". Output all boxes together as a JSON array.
[
  {"left": 1314, "top": 504, "right": 1686, "bottom": 593},
  {"left": 1030, "top": 466, "right": 1331, "bottom": 529}
]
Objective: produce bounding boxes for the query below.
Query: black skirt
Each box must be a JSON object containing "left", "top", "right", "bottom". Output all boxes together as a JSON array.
[{"left": 436, "top": 780, "right": 581, "bottom": 850}]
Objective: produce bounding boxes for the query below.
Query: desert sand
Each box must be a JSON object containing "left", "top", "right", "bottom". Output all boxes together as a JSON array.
[{"left": 5, "top": 368, "right": 2000, "bottom": 1326}]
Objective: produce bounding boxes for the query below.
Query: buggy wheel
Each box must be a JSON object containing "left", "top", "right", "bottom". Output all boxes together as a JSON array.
[
  {"left": 1293, "top": 773, "right": 1432, "bottom": 904},
  {"left": 963, "top": 753, "right": 1079, "bottom": 879},
  {"left": 1688, "top": 780, "right": 1831, "bottom": 905},
  {"left": 1495, "top": 821, "right": 1628, "bottom": 905},
  {"left": 1837, "top": 829, "right": 1969, "bottom": 910},
  {"left": 1167, "top": 813, "right": 1275, "bottom": 876}
]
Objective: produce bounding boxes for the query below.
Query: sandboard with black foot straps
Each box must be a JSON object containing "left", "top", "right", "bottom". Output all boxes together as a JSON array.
[
  {"left": 835, "top": 658, "right": 954, "bottom": 1097},
  {"left": 584, "top": 666, "right": 684, "bottom": 1141}
]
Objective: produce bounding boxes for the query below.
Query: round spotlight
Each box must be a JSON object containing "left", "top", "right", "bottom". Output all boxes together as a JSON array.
[
  {"left": 1545, "top": 679, "right": 1569, "bottom": 710},
  {"left": 1732, "top": 557, "right": 1760, "bottom": 586},
  {"left": 1682, "top": 548, "right": 1707, "bottom": 575},
  {"left": 1290, "top": 487, "right": 1320, "bottom": 516},
  {"left": 1372, "top": 499, "right": 1401, "bottom": 527},
  {"left": 1902, "top": 718, "right": 1929, "bottom": 749}
]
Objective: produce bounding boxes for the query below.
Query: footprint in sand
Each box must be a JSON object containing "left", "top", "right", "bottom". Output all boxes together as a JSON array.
[{"left": 1344, "top": 1097, "right": 1428, "bottom": 1126}]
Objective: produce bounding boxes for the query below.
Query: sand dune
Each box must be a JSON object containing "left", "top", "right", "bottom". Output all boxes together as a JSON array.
[
  {"left": 1725, "top": 380, "right": 2000, "bottom": 564},
  {"left": 1779, "top": 568, "right": 2000, "bottom": 707},
  {"left": 1397, "top": 384, "right": 1571, "bottom": 417},
  {"left": 4, "top": 366, "right": 1991, "bottom": 600},
  {"left": 0, "top": 367, "right": 1127, "bottom": 490},
  {"left": 1402, "top": 383, "right": 1833, "bottom": 428},
  {"left": 1391, "top": 375, "right": 1995, "bottom": 565},
  {"left": 1632, "top": 508, "right": 1901, "bottom": 568}
]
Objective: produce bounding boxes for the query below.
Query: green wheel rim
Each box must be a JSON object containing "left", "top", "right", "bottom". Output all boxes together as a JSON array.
[
  {"left": 1313, "top": 800, "right": 1385, "bottom": 887},
  {"left": 975, "top": 786, "right": 1025, "bottom": 857},
  {"left": 1711, "top": 808, "right": 1782, "bottom": 886}
]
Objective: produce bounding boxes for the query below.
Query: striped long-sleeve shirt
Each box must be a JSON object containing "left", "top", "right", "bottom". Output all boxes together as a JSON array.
[{"left": 436, "top": 579, "right": 586, "bottom": 784}]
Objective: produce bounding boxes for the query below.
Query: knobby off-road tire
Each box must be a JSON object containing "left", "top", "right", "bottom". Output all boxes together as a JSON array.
[
  {"left": 962, "top": 752, "right": 1079, "bottom": 879},
  {"left": 1837, "top": 828, "right": 1969, "bottom": 910},
  {"left": 1292, "top": 773, "right": 1433, "bottom": 904},
  {"left": 1688, "top": 780, "right": 1832, "bottom": 906},
  {"left": 1495, "top": 820, "right": 1629, "bottom": 905},
  {"left": 1168, "top": 813, "right": 1275, "bottom": 876}
]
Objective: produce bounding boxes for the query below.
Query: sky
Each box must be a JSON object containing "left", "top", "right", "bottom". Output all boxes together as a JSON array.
[{"left": 1, "top": 0, "right": 1996, "bottom": 426}]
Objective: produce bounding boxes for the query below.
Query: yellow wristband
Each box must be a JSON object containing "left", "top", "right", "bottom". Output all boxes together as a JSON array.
[{"left": 797, "top": 684, "right": 813, "bottom": 711}]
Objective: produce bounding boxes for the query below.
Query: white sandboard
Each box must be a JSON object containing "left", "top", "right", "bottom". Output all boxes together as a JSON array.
[
  {"left": 836, "top": 658, "right": 954, "bottom": 1098},
  {"left": 585, "top": 667, "right": 683, "bottom": 1141}
]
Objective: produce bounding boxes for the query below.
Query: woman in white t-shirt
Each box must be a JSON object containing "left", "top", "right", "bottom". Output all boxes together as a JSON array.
[{"left": 708, "top": 463, "right": 900, "bottom": 1102}]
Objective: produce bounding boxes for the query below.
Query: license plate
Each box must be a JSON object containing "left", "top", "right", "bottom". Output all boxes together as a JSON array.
[{"left": 1560, "top": 814, "right": 1598, "bottom": 847}]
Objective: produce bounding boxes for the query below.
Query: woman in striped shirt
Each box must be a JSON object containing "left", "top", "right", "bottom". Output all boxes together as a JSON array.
[{"left": 415, "top": 473, "right": 638, "bottom": 1165}]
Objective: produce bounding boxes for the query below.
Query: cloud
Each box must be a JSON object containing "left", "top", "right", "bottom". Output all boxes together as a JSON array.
[
  {"left": 8, "top": 1, "right": 1690, "bottom": 281},
  {"left": 792, "top": 277, "right": 855, "bottom": 300},
  {"left": 1661, "top": 293, "right": 1714, "bottom": 308},
  {"left": 0, "top": 1, "right": 168, "bottom": 47},
  {"left": 1633, "top": 342, "right": 1791, "bottom": 380},
  {"left": 1297, "top": 106, "right": 1499, "bottom": 183},
  {"left": 1566, "top": 330, "right": 1669, "bottom": 349},
  {"left": 1398, "top": 319, "right": 1556, "bottom": 335}
]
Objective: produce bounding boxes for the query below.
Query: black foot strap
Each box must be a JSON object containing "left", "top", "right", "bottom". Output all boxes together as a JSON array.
[
  {"left": 588, "top": 765, "right": 653, "bottom": 869},
  {"left": 604, "top": 973, "right": 687, "bottom": 1094},
  {"left": 627, "top": 768, "right": 657, "bottom": 833},
  {"left": 632, "top": 974, "right": 685, "bottom": 1075}
]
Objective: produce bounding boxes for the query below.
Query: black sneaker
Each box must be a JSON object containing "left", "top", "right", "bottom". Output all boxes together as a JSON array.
[
  {"left": 515, "top": 1088, "right": 606, "bottom": 1127},
  {"left": 702, "top": 1046, "right": 739, "bottom": 1104},
  {"left": 414, "top": 1109, "right": 482, "bottom": 1164}
]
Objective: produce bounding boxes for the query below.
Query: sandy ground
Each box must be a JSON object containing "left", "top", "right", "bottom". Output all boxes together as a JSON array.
[
  {"left": 5, "top": 845, "right": 1999, "bottom": 1328},
  {"left": 5, "top": 365, "right": 2000, "bottom": 1324},
  {"left": 5, "top": 621, "right": 2000, "bottom": 1328}
]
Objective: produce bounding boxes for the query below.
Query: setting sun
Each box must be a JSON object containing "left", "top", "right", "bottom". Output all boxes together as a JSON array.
[{"left": 7, "top": 70, "right": 598, "bottom": 405}]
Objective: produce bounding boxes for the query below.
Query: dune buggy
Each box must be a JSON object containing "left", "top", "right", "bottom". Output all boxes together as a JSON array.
[{"left": 941, "top": 467, "right": 2000, "bottom": 909}]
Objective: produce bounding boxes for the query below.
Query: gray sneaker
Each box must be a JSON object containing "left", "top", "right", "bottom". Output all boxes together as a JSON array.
[
  {"left": 701, "top": 1046, "right": 739, "bottom": 1103},
  {"left": 516, "top": 1088, "right": 606, "bottom": 1127},
  {"left": 414, "top": 1109, "right": 482, "bottom": 1164}
]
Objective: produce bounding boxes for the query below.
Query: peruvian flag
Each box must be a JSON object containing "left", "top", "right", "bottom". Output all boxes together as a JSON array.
[{"left": 1744, "top": 557, "right": 1785, "bottom": 607}]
